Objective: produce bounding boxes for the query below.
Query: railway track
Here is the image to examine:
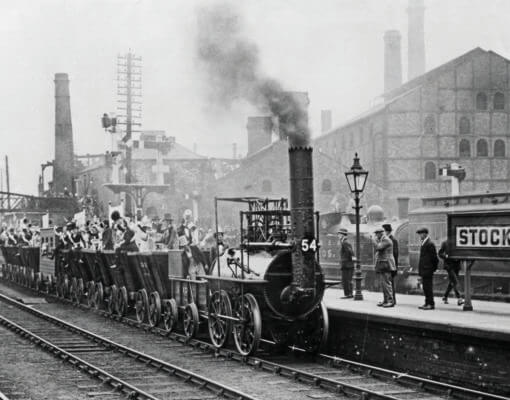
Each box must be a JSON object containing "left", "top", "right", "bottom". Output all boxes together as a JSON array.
[
  {"left": 2, "top": 278, "right": 507, "bottom": 400},
  {"left": 0, "top": 292, "right": 254, "bottom": 400}
]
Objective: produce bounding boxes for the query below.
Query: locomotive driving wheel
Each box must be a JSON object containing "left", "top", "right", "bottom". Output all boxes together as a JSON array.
[
  {"left": 162, "top": 299, "right": 178, "bottom": 332},
  {"left": 148, "top": 292, "right": 161, "bottom": 328},
  {"left": 233, "top": 293, "right": 261, "bottom": 356},
  {"left": 76, "top": 278, "right": 84, "bottom": 305},
  {"left": 116, "top": 286, "right": 128, "bottom": 317},
  {"left": 208, "top": 290, "right": 232, "bottom": 348},
  {"left": 135, "top": 288, "right": 149, "bottom": 323},
  {"left": 107, "top": 284, "right": 118, "bottom": 315},
  {"left": 183, "top": 303, "right": 199, "bottom": 338},
  {"left": 87, "top": 281, "right": 95, "bottom": 307},
  {"left": 293, "top": 301, "right": 329, "bottom": 354},
  {"left": 94, "top": 282, "right": 104, "bottom": 310}
]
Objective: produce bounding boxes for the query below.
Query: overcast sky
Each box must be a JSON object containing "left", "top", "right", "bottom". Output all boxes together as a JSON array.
[{"left": 1, "top": 0, "right": 510, "bottom": 194}]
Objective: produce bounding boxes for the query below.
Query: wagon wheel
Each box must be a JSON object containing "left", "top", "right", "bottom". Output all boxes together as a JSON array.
[
  {"left": 135, "top": 288, "right": 149, "bottom": 323},
  {"left": 34, "top": 272, "right": 42, "bottom": 292},
  {"left": 293, "top": 301, "right": 329, "bottom": 354},
  {"left": 76, "top": 278, "right": 84, "bottom": 305},
  {"left": 94, "top": 282, "right": 104, "bottom": 310},
  {"left": 269, "top": 320, "right": 291, "bottom": 351},
  {"left": 233, "top": 293, "right": 261, "bottom": 356},
  {"left": 87, "top": 281, "right": 95, "bottom": 307},
  {"left": 162, "top": 299, "right": 178, "bottom": 332},
  {"left": 183, "top": 303, "right": 199, "bottom": 338},
  {"left": 107, "top": 284, "right": 118, "bottom": 315},
  {"left": 148, "top": 292, "right": 162, "bottom": 328},
  {"left": 116, "top": 286, "right": 128, "bottom": 317},
  {"left": 208, "top": 290, "right": 232, "bottom": 348},
  {"left": 70, "top": 277, "right": 78, "bottom": 303}
]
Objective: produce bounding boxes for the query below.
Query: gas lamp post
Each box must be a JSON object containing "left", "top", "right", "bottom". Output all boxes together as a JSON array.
[{"left": 344, "top": 153, "right": 369, "bottom": 300}]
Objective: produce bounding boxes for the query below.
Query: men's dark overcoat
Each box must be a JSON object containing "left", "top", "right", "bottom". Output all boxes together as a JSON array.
[{"left": 418, "top": 237, "right": 439, "bottom": 277}]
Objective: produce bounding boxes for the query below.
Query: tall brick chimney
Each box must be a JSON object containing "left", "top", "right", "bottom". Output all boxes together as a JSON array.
[
  {"left": 384, "top": 30, "right": 403, "bottom": 93},
  {"left": 408, "top": 0, "right": 426, "bottom": 80},
  {"left": 53, "top": 73, "right": 74, "bottom": 195},
  {"left": 321, "top": 110, "right": 332, "bottom": 133},
  {"left": 247, "top": 116, "right": 272, "bottom": 156}
]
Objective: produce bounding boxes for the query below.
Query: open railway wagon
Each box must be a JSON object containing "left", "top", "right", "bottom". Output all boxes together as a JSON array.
[{"left": 0, "top": 246, "right": 42, "bottom": 289}]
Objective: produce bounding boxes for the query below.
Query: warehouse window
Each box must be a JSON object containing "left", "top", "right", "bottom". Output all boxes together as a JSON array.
[
  {"left": 477, "top": 139, "right": 488, "bottom": 157},
  {"left": 459, "top": 139, "right": 471, "bottom": 157},
  {"left": 494, "top": 92, "right": 505, "bottom": 110},
  {"left": 424, "top": 162, "right": 436, "bottom": 180},
  {"left": 424, "top": 115, "right": 435, "bottom": 135},
  {"left": 476, "top": 92, "right": 488, "bottom": 110},
  {"left": 321, "top": 179, "right": 332, "bottom": 193},
  {"left": 494, "top": 139, "right": 506, "bottom": 157},
  {"left": 459, "top": 116, "right": 470, "bottom": 135},
  {"left": 262, "top": 179, "right": 272, "bottom": 193}
]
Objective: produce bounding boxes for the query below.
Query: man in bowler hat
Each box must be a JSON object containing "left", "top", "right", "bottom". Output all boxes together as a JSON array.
[
  {"left": 382, "top": 224, "right": 399, "bottom": 304},
  {"left": 338, "top": 228, "right": 354, "bottom": 298},
  {"left": 416, "top": 227, "right": 439, "bottom": 310}
]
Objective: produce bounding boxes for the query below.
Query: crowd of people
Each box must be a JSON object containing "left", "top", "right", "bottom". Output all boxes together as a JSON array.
[
  {"left": 0, "top": 218, "right": 42, "bottom": 248},
  {"left": 338, "top": 224, "right": 465, "bottom": 310}
]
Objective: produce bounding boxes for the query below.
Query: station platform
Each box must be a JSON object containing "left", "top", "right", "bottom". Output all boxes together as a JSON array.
[
  {"left": 323, "top": 288, "right": 510, "bottom": 342},
  {"left": 323, "top": 288, "right": 510, "bottom": 394}
]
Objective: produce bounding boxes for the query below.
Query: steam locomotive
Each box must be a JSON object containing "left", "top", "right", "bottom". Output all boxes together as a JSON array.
[{"left": 1, "top": 142, "right": 334, "bottom": 356}]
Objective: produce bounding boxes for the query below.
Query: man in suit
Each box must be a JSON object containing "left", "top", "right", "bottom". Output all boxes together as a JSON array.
[
  {"left": 417, "top": 227, "right": 439, "bottom": 310},
  {"left": 382, "top": 224, "right": 399, "bottom": 305},
  {"left": 438, "top": 238, "right": 464, "bottom": 306},
  {"left": 338, "top": 228, "right": 354, "bottom": 299},
  {"left": 373, "top": 227, "right": 396, "bottom": 307}
]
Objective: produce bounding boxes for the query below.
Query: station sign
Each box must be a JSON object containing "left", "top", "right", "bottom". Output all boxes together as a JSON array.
[{"left": 447, "top": 211, "right": 510, "bottom": 260}]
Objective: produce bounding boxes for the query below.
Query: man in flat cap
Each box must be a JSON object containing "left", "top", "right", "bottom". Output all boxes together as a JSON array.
[
  {"left": 338, "top": 228, "right": 354, "bottom": 298},
  {"left": 383, "top": 224, "right": 399, "bottom": 305},
  {"left": 373, "top": 227, "right": 396, "bottom": 307},
  {"left": 416, "top": 227, "right": 439, "bottom": 310}
]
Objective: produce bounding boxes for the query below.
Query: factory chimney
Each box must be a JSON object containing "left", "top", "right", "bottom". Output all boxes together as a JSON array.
[
  {"left": 384, "top": 30, "right": 403, "bottom": 93},
  {"left": 53, "top": 73, "right": 75, "bottom": 196},
  {"left": 321, "top": 110, "right": 332, "bottom": 133},
  {"left": 246, "top": 116, "right": 272, "bottom": 156},
  {"left": 408, "top": 0, "right": 426, "bottom": 80}
]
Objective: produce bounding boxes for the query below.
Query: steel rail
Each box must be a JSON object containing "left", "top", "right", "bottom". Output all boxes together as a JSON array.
[
  {"left": 0, "top": 392, "right": 9, "bottom": 400},
  {"left": 2, "top": 276, "right": 508, "bottom": 400},
  {"left": 0, "top": 292, "right": 255, "bottom": 400}
]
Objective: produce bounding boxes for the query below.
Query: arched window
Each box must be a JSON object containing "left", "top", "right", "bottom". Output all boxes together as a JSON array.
[
  {"left": 494, "top": 92, "right": 505, "bottom": 110},
  {"left": 321, "top": 179, "right": 332, "bottom": 193},
  {"left": 424, "top": 115, "right": 435, "bottom": 135},
  {"left": 494, "top": 139, "right": 506, "bottom": 157},
  {"left": 459, "top": 116, "right": 470, "bottom": 135},
  {"left": 476, "top": 139, "right": 488, "bottom": 157},
  {"left": 424, "top": 161, "right": 436, "bottom": 180},
  {"left": 476, "top": 92, "right": 488, "bottom": 110},
  {"left": 262, "top": 179, "right": 272, "bottom": 193},
  {"left": 459, "top": 139, "right": 471, "bottom": 157}
]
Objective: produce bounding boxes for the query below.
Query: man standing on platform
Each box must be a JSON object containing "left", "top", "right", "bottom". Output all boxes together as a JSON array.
[
  {"left": 438, "top": 238, "right": 464, "bottom": 306},
  {"left": 382, "top": 224, "right": 399, "bottom": 305},
  {"left": 338, "top": 228, "right": 354, "bottom": 299},
  {"left": 373, "top": 227, "right": 396, "bottom": 307},
  {"left": 416, "top": 227, "right": 439, "bottom": 310}
]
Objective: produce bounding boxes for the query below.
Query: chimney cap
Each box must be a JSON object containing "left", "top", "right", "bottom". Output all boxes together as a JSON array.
[
  {"left": 384, "top": 30, "right": 401, "bottom": 40},
  {"left": 246, "top": 116, "right": 273, "bottom": 130},
  {"left": 54, "top": 73, "right": 69, "bottom": 80}
]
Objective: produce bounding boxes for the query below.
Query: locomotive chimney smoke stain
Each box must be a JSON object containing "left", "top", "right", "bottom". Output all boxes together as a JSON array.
[{"left": 195, "top": 3, "right": 310, "bottom": 147}]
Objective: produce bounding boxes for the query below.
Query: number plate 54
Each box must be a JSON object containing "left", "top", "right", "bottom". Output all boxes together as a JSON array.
[{"left": 301, "top": 238, "right": 317, "bottom": 253}]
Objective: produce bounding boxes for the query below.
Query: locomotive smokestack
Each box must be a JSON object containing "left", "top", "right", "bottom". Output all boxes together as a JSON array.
[
  {"left": 53, "top": 73, "right": 74, "bottom": 195},
  {"left": 281, "top": 92, "right": 317, "bottom": 304}
]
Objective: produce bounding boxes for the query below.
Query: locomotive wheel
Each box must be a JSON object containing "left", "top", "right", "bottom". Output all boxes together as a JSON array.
[
  {"left": 135, "top": 289, "right": 149, "bottom": 323},
  {"left": 116, "top": 286, "right": 128, "bottom": 317},
  {"left": 86, "top": 281, "right": 95, "bottom": 307},
  {"left": 76, "top": 278, "right": 84, "bottom": 305},
  {"left": 162, "top": 299, "right": 178, "bottom": 332},
  {"left": 108, "top": 285, "right": 118, "bottom": 315},
  {"left": 148, "top": 292, "right": 162, "bottom": 328},
  {"left": 208, "top": 290, "right": 232, "bottom": 348},
  {"left": 233, "top": 293, "right": 261, "bottom": 356},
  {"left": 183, "top": 303, "right": 199, "bottom": 339},
  {"left": 293, "top": 301, "right": 329, "bottom": 354},
  {"left": 94, "top": 282, "right": 104, "bottom": 310},
  {"left": 269, "top": 320, "right": 291, "bottom": 350}
]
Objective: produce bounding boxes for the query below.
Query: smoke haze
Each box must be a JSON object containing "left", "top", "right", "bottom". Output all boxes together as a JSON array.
[{"left": 195, "top": 3, "right": 310, "bottom": 146}]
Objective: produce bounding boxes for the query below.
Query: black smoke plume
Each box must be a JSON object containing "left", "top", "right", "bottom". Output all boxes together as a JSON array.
[{"left": 195, "top": 3, "right": 309, "bottom": 147}]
